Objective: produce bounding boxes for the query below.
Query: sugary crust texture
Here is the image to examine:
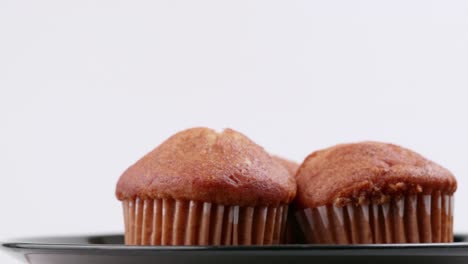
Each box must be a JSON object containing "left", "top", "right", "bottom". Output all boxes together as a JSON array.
[
  {"left": 272, "top": 156, "right": 299, "bottom": 177},
  {"left": 295, "top": 142, "right": 457, "bottom": 209},
  {"left": 116, "top": 128, "right": 296, "bottom": 206}
]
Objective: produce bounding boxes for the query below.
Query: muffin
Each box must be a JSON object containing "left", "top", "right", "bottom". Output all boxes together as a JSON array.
[
  {"left": 272, "top": 156, "right": 304, "bottom": 244},
  {"left": 116, "top": 127, "right": 296, "bottom": 246},
  {"left": 272, "top": 156, "right": 299, "bottom": 177},
  {"left": 294, "top": 141, "right": 457, "bottom": 244}
]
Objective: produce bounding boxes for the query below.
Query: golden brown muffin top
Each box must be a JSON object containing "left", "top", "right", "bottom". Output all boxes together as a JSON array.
[
  {"left": 116, "top": 127, "right": 296, "bottom": 206},
  {"left": 295, "top": 141, "right": 457, "bottom": 209},
  {"left": 272, "top": 156, "right": 299, "bottom": 177}
]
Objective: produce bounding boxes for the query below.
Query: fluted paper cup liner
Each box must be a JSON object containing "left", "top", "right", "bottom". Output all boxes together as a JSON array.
[
  {"left": 284, "top": 206, "right": 305, "bottom": 244},
  {"left": 122, "top": 198, "right": 288, "bottom": 245},
  {"left": 296, "top": 192, "right": 454, "bottom": 244}
]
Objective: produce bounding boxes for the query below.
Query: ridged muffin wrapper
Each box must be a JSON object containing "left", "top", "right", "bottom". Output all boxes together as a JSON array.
[
  {"left": 122, "top": 198, "right": 289, "bottom": 245},
  {"left": 296, "top": 192, "right": 454, "bottom": 244}
]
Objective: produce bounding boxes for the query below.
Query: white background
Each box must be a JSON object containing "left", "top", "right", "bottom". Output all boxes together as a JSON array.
[{"left": 1, "top": 0, "right": 468, "bottom": 262}]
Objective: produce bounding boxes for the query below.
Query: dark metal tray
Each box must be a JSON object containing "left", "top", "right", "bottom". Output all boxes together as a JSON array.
[{"left": 2, "top": 234, "right": 468, "bottom": 264}]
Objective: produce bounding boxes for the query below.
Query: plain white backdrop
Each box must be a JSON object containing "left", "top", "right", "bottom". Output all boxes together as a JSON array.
[{"left": 1, "top": 0, "right": 468, "bottom": 262}]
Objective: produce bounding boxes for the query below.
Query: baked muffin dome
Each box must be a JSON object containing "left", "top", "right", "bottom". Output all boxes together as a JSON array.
[
  {"left": 272, "top": 156, "right": 299, "bottom": 178},
  {"left": 295, "top": 141, "right": 456, "bottom": 209},
  {"left": 116, "top": 127, "right": 296, "bottom": 206}
]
